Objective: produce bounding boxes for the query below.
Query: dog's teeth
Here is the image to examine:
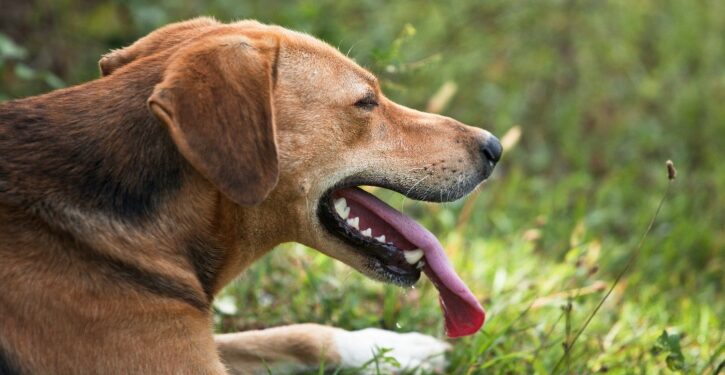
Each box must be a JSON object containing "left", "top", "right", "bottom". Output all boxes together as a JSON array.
[
  {"left": 361, "top": 228, "right": 372, "bottom": 237},
  {"left": 375, "top": 235, "right": 386, "bottom": 243},
  {"left": 334, "top": 197, "right": 346, "bottom": 210},
  {"left": 334, "top": 198, "right": 349, "bottom": 219},
  {"left": 346, "top": 217, "right": 359, "bottom": 230},
  {"left": 404, "top": 249, "right": 424, "bottom": 264},
  {"left": 416, "top": 260, "right": 426, "bottom": 269}
]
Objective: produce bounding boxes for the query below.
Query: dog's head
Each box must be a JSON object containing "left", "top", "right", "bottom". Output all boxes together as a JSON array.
[{"left": 109, "top": 18, "right": 502, "bottom": 337}]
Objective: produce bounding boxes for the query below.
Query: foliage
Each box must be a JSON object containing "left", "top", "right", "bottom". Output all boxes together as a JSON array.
[
  {"left": 2, "top": 0, "right": 723, "bottom": 373},
  {"left": 652, "top": 330, "right": 687, "bottom": 372}
]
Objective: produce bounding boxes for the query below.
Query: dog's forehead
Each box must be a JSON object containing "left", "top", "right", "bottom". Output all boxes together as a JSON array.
[
  {"left": 227, "top": 22, "right": 377, "bottom": 100},
  {"left": 274, "top": 27, "right": 376, "bottom": 88}
]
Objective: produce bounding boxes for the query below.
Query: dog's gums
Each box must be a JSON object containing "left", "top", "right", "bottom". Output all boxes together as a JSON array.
[
  {"left": 319, "top": 188, "right": 422, "bottom": 287},
  {"left": 319, "top": 186, "right": 486, "bottom": 338},
  {"left": 334, "top": 196, "right": 427, "bottom": 267}
]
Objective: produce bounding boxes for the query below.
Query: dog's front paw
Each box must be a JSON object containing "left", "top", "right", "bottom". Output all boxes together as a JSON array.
[{"left": 332, "top": 328, "right": 451, "bottom": 374}]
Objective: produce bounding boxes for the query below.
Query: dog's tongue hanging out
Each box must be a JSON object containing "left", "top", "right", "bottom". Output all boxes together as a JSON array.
[{"left": 338, "top": 188, "right": 485, "bottom": 337}]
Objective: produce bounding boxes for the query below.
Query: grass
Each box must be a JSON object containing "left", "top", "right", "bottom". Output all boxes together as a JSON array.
[
  {"left": 2, "top": 0, "right": 723, "bottom": 373},
  {"left": 218, "top": 157, "right": 723, "bottom": 374},
  {"left": 214, "top": 158, "right": 720, "bottom": 374}
]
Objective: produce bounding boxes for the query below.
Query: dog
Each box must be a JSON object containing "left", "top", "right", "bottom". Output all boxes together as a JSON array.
[{"left": 0, "top": 18, "right": 502, "bottom": 374}]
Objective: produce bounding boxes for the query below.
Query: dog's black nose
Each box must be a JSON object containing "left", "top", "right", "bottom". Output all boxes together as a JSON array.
[{"left": 481, "top": 135, "right": 503, "bottom": 164}]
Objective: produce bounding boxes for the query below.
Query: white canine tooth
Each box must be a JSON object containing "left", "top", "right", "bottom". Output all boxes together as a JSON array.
[
  {"left": 416, "top": 260, "right": 426, "bottom": 269},
  {"left": 361, "top": 228, "right": 372, "bottom": 237},
  {"left": 346, "top": 217, "right": 359, "bottom": 230},
  {"left": 333, "top": 197, "right": 346, "bottom": 210},
  {"left": 404, "top": 249, "right": 424, "bottom": 265},
  {"left": 334, "top": 198, "right": 349, "bottom": 219},
  {"left": 375, "top": 235, "right": 386, "bottom": 243}
]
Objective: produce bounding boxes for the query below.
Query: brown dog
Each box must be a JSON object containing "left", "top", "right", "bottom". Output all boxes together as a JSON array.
[{"left": 0, "top": 18, "right": 501, "bottom": 374}]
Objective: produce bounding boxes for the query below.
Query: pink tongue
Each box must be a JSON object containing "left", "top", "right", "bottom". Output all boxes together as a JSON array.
[{"left": 340, "top": 188, "right": 485, "bottom": 337}]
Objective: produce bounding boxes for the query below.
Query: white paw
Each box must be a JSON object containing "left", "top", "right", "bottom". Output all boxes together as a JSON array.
[{"left": 333, "top": 328, "right": 451, "bottom": 374}]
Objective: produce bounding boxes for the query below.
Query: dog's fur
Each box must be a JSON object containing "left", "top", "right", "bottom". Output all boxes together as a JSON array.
[{"left": 0, "top": 18, "right": 498, "bottom": 374}]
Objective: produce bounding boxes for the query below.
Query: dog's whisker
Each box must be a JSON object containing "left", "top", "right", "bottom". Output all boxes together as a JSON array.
[{"left": 400, "top": 175, "right": 430, "bottom": 214}]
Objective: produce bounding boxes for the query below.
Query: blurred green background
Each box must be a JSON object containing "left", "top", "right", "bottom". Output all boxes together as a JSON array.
[{"left": 1, "top": 0, "right": 723, "bottom": 373}]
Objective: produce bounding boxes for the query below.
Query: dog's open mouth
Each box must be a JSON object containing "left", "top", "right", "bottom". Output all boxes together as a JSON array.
[{"left": 318, "top": 186, "right": 485, "bottom": 338}]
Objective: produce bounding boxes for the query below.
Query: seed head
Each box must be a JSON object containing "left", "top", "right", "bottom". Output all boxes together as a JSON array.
[{"left": 666, "top": 160, "right": 676, "bottom": 180}]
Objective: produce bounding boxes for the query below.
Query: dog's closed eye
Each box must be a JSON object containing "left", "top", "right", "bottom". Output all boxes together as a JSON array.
[{"left": 354, "top": 92, "right": 378, "bottom": 110}]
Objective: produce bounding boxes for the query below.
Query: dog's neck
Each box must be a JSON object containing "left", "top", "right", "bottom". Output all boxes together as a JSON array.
[
  {"left": 0, "top": 61, "right": 286, "bottom": 311},
  {"left": 0, "top": 58, "right": 179, "bottom": 219}
]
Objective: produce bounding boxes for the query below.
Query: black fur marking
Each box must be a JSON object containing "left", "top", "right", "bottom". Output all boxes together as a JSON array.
[
  {"left": 0, "top": 168, "right": 8, "bottom": 195},
  {"left": 38, "top": 221, "right": 210, "bottom": 311},
  {"left": 0, "top": 347, "right": 22, "bottom": 375},
  {"left": 104, "top": 256, "right": 209, "bottom": 311},
  {"left": 76, "top": 242, "right": 209, "bottom": 311},
  {"left": 186, "top": 236, "right": 226, "bottom": 301},
  {"left": 0, "top": 77, "right": 185, "bottom": 222},
  {"left": 67, "top": 124, "right": 184, "bottom": 220}
]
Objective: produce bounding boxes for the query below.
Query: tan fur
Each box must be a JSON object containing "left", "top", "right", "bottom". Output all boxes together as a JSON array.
[
  {"left": 216, "top": 324, "right": 342, "bottom": 374},
  {"left": 0, "top": 18, "right": 497, "bottom": 374}
]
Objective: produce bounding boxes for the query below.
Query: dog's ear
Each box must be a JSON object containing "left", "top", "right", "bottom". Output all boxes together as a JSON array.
[
  {"left": 148, "top": 33, "right": 279, "bottom": 206},
  {"left": 99, "top": 17, "right": 219, "bottom": 76}
]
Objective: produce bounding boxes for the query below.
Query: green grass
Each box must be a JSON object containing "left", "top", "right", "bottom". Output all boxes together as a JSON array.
[
  {"left": 2, "top": 0, "right": 723, "bottom": 373},
  {"left": 215, "top": 169, "right": 721, "bottom": 374}
]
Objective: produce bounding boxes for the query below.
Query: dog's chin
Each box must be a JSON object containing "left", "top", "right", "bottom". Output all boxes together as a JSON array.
[{"left": 317, "top": 236, "right": 422, "bottom": 287}]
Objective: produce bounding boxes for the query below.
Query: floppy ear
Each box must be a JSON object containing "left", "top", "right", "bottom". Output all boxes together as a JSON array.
[
  {"left": 99, "top": 17, "right": 219, "bottom": 76},
  {"left": 148, "top": 34, "right": 279, "bottom": 206}
]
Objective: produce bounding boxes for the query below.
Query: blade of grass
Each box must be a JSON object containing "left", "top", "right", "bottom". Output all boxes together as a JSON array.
[{"left": 551, "top": 160, "right": 677, "bottom": 374}]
